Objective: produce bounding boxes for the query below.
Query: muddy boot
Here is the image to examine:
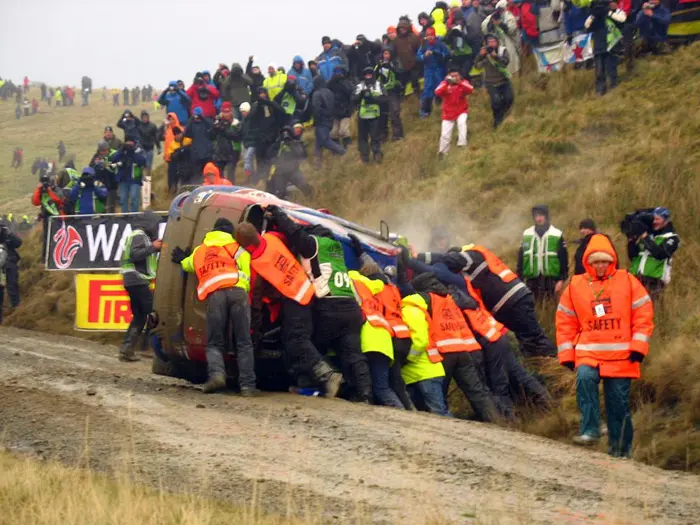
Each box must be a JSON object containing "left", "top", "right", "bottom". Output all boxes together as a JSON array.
[
  {"left": 118, "top": 327, "right": 141, "bottom": 362},
  {"left": 240, "top": 386, "right": 261, "bottom": 398},
  {"left": 201, "top": 373, "right": 227, "bottom": 394},
  {"left": 312, "top": 360, "right": 343, "bottom": 398}
]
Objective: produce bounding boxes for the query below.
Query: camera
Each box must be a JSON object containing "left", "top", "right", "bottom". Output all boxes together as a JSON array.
[
  {"left": 39, "top": 174, "right": 50, "bottom": 188},
  {"left": 620, "top": 208, "right": 655, "bottom": 239},
  {"left": 80, "top": 171, "right": 95, "bottom": 188}
]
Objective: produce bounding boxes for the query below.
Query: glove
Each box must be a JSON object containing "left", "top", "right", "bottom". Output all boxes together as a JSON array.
[
  {"left": 264, "top": 204, "right": 287, "bottom": 225},
  {"left": 629, "top": 351, "right": 645, "bottom": 363},
  {"left": 348, "top": 234, "right": 364, "bottom": 257},
  {"left": 562, "top": 361, "right": 575, "bottom": 371},
  {"left": 443, "top": 252, "right": 467, "bottom": 273},
  {"left": 171, "top": 246, "right": 191, "bottom": 264}
]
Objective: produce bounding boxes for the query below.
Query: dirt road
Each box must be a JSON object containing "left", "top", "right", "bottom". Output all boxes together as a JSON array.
[{"left": 0, "top": 327, "right": 698, "bottom": 524}]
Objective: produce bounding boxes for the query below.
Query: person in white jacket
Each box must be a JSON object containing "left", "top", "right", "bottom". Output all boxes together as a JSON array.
[{"left": 481, "top": 0, "right": 521, "bottom": 75}]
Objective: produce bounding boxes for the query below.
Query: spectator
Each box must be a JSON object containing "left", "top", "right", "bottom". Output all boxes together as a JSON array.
[
  {"left": 246, "top": 88, "right": 286, "bottom": 182},
  {"left": 213, "top": 64, "right": 230, "bottom": 89},
  {"left": 307, "top": 60, "right": 319, "bottom": 78},
  {"left": 431, "top": 3, "right": 449, "bottom": 36},
  {"left": 262, "top": 64, "right": 287, "bottom": 101},
  {"left": 445, "top": 11, "right": 474, "bottom": 79},
  {"left": 475, "top": 33, "right": 514, "bottom": 128},
  {"left": 68, "top": 168, "right": 108, "bottom": 214},
  {"left": 103, "top": 126, "right": 123, "bottom": 151},
  {"left": 220, "top": 63, "right": 253, "bottom": 117},
  {"left": 520, "top": 0, "right": 541, "bottom": 50},
  {"left": 184, "top": 107, "right": 214, "bottom": 179},
  {"left": 585, "top": 0, "right": 627, "bottom": 95},
  {"left": 375, "top": 46, "right": 405, "bottom": 141},
  {"left": 635, "top": 0, "right": 671, "bottom": 54},
  {"left": 111, "top": 140, "right": 147, "bottom": 213},
  {"left": 117, "top": 110, "right": 141, "bottom": 143},
  {"left": 123, "top": 86, "right": 130, "bottom": 105},
  {"left": 245, "top": 57, "right": 265, "bottom": 102},
  {"left": 167, "top": 126, "right": 192, "bottom": 192},
  {"left": 266, "top": 124, "right": 312, "bottom": 199},
  {"left": 187, "top": 73, "right": 220, "bottom": 119},
  {"left": 352, "top": 67, "right": 387, "bottom": 164},
  {"left": 239, "top": 102, "right": 256, "bottom": 180},
  {"left": 138, "top": 111, "right": 161, "bottom": 178},
  {"left": 394, "top": 16, "right": 422, "bottom": 94},
  {"left": 31, "top": 97, "right": 38, "bottom": 114},
  {"left": 210, "top": 102, "right": 242, "bottom": 182},
  {"left": 202, "top": 162, "right": 233, "bottom": 186},
  {"left": 311, "top": 75, "right": 346, "bottom": 166},
  {"left": 274, "top": 77, "right": 308, "bottom": 125},
  {"left": 90, "top": 141, "right": 119, "bottom": 213},
  {"left": 57, "top": 140, "right": 66, "bottom": 163},
  {"left": 316, "top": 36, "right": 349, "bottom": 81},
  {"left": 465, "top": 0, "right": 487, "bottom": 56},
  {"left": 0, "top": 224, "right": 22, "bottom": 322},
  {"left": 434, "top": 68, "right": 474, "bottom": 156},
  {"left": 287, "top": 56, "right": 314, "bottom": 96},
  {"left": 481, "top": 0, "right": 521, "bottom": 75},
  {"left": 327, "top": 67, "right": 355, "bottom": 149},
  {"left": 417, "top": 28, "right": 451, "bottom": 118},
  {"left": 347, "top": 35, "right": 382, "bottom": 81},
  {"left": 418, "top": 11, "right": 436, "bottom": 38},
  {"left": 157, "top": 81, "right": 191, "bottom": 126},
  {"left": 31, "top": 174, "right": 64, "bottom": 258}
]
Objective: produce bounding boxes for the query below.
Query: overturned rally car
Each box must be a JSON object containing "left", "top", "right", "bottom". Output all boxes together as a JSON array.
[{"left": 150, "top": 186, "right": 399, "bottom": 390}]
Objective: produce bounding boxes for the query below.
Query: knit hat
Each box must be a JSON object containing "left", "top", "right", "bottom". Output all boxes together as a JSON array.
[
  {"left": 387, "top": 25, "right": 397, "bottom": 34},
  {"left": 425, "top": 27, "right": 436, "bottom": 37},
  {"left": 104, "top": 125, "right": 113, "bottom": 132},
  {"left": 213, "top": 218, "right": 235, "bottom": 235},
  {"left": 322, "top": 36, "right": 332, "bottom": 45},
  {"left": 579, "top": 218, "right": 597, "bottom": 231},
  {"left": 587, "top": 252, "right": 614, "bottom": 264},
  {"left": 140, "top": 110, "right": 149, "bottom": 118},
  {"left": 653, "top": 206, "right": 671, "bottom": 220},
  {"left": 239, "top": 102, "right": 251, "bottom": 112},
  {"left": 221, "top": 101, "right": 233, "bottom": 111},
  {"left": 97, "top": 140, "right": 109, "bottom": 150}
]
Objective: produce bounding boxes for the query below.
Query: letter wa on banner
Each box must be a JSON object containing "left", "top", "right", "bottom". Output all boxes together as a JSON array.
[
  {"left": 46, "top": 212, "right": 167, "bottom": 271},
  {"left": 74, "top": 273, "right": 155, "bottom": 331},
  {"left": 534, "top": 34, "right": 593, "bottom": 73}
]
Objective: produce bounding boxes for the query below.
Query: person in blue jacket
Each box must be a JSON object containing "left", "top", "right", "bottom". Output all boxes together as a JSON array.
[
  {"left": 635, "top": 0, "right": 671, "bottom": 54},
  {"left": 111, "top": 140, "right": 147, "bottom": 213},
  {"left": 287, "top": 56, "right": 314, "bottom": 95},
  {"left": 158, "top": 81, "right": 191, "bottom": 126},
  {"left": 68, "top": 167, "right": 108, "bottom": 214},
  {"left": 316, "top": 36, "right": 349, "bottom": 81},
  {"left": 417, "top": 27, "right": 451, "bottom": 118}
]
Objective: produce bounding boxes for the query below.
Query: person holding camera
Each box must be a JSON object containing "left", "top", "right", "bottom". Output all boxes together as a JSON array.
[
  {"left": 628, "top": 207, "right": 679, "bottom": 300},
  {"left": 157, "top": 81, "right": 191, "bottom": 126},
  {"left": 90, "top": 140, "right": 119, "bottom": 213},
  {"left": 31, "top": 173, "right": 64, "bottom": 259},
  {"left": 68, "top": 167, "right": 108, "bottom": 215},
  {"left": 0, "top": 222, "right": 22, "bottom": 323},
  {"left": 186, "top": 72, "right": 220, "bottom": 119},
  {"left": 417, "top": 27, "right": 451, "bottom": 118},
  {"left": 209, "top": 102, "right": 242, "bottom": 182},
  {"left": 117, "top": 110, "right": 141, "bottom": 143},
  {"left": 266, "top": 123, "right": 312, "bottom": 199},
  {"left": 635, "top": 0, "right": 671, "bottom": 54},
  {"left": 352, "top": 67, "right": 387, "bottom": 164},
  {"left": 110, "top": 138, "right": 147, "bottom": 213},
  {"left": 475, "top": 33, "right": 513, "bottom": 129},
  {"left": 434, "top": 67, "right": 474, "bottom": 156},
  {"left": 375, "top": 46, "right": 405, "bottom": 142},
  {"left": 184, "top": 107, "right": 214, "bottom": 181},
  {"left": 274, "top": 77, "right": 308, "bottom": 126}
]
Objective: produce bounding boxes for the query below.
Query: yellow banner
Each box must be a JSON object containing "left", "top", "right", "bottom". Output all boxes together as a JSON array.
[{"left": 74, "top": 274, "right": 135, "bottom": 331}]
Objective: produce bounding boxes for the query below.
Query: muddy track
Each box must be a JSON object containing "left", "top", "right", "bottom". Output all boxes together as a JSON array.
[{"left": 0, "top": 326, "right": 698, "bottom": 524}]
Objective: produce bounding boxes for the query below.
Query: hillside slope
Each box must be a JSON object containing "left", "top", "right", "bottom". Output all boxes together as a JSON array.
[{"left": 5, "top": 44, "right": 700, "bottom": 472}]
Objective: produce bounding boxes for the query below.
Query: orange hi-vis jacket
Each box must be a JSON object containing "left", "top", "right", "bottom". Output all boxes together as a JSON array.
[
  {"left": 556, "top": 234, "right": 654, "bottom": 379},
  {"left": 463, "top": 280, "right": 505, "bottom": 342},
  {"left": 193, "top": 242, "right": 242, "bottom": 300},
  {"left": 377, "top": 282, "right": 410, "bottom": 339},
  {"left": 465, "top": 244, "right": 518, "bottom": 283},
  {"left": 248, "top": 232, "right": 314, "bottom": 305},
  {"left": 429, "top": 293, "right": 481, "bottom": 355},
  {"left": 353, "top": 278, "right": 394, "bottom": 334}
]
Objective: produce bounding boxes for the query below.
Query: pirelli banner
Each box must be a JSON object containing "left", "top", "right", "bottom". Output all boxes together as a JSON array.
[
  {"left": 75, "top": 273, "right": 155, "bottom": 331},
  {"left": 46, "top": 212, "right": 167, "bottom": 271}
]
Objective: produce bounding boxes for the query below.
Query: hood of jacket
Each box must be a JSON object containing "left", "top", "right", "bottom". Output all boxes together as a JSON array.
[
  {"left": 292, "top": 56, "right": 306, "bottom": 69},
  {"left": 583, "top": 233, "right": 619, "bottom": 279},
  {"left": 401, "top": 293, "right": 429, "bottom": 312},
  {"left": 349, "top": 270, "right": 386, "bottom": 295},
  {"left": 167, "top": 112, "right": 182, "bottom": 129},
  {"left": 230, "top": 63, "right": 243, "bottom": 76},
  {"left": 313, "top": 75, "right": 327, "bottom": 90},
  {"left": 431, "top": 7, "right": 446, "bottom": 24}
]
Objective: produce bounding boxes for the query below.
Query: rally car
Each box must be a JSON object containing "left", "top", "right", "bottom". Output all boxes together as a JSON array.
[{"left": 150, "top": 185, "right": 399, "bottom": 389}]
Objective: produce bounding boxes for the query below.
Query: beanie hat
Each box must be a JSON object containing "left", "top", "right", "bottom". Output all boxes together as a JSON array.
[
  {"left": 322, "top": 36, "right": 332, "bottom": 45},
  {"left": 587, "top": 252, "right": 614, "bottom": 264},
  {"left": 221, "top": 101, "right": 233, "bottom": 111},
  {"left": 239, "top": 102, "right": 251, "bottom": 112},
  {"left": 97, "top": 140, "right": 109, "bottom": 150},
  {"left": 653, "top": 206, "right": 670, "bottom": 220},
  {"left": 213, "top": 218, "right": 235, "bottom": 235},
  {"left": 140, "top": 110, "right": 149, "bottom": 118},
  {"left": 387, "top": 25, "right": 397, "bottom": 34},
  {"left": 104, "top": 125, "right": 113, "bottom": 132},
  {"left": 579, "top": 218, "right": 597, "bottom": 231},
  {"left": 425, "top": 27, "right": 436, "bottom": 37}
]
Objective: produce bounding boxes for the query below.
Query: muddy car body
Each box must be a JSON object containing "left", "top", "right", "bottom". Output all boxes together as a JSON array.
[{"left": 151, "top": 185, "right": 399, "bottom": 388}]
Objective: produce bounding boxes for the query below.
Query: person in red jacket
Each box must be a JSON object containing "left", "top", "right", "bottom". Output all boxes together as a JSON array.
[
  {"left": 520, "top": 0, "right": 540, "bottom": 50},
  {"left": 434, "top": 68, "right": 474, "bottom": 155},
  {"left": 187, "top": 73, "right": 220, "bottom": 119}
]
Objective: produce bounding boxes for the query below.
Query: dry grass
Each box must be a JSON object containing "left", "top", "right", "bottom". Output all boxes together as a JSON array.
[{"left": 3, "top": 44, "right": 700, "bottom": 473}]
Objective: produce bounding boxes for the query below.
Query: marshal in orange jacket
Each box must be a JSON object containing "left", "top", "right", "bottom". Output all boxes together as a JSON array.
[{"left": 556, "top": 234, "right": 654, "bottom": 378}]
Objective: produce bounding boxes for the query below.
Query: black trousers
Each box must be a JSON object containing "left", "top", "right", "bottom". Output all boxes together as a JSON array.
[
  {"left": 379, "top": 93, "right": 403, "bottom": 141},
  {"left": 123, "top": 284, "right": 153, "bottom": 347},
  {"left": 487, "top": 82, "right": 514, "bottom": 129},
  {"left": 481, "top": 337, "right": 514, "bottom": 417},
  {"left": 594, "top": 53, "right": 618, "bottom": 95},
  {"left": 167, "top": 162, "right": 179, "bottom": 192},
  {"left": 357, "top": 118, "right": 382, "bottom": 163},
  {"left": 494, "top": 295, "right": 556, "bottom": 358},
  {"left": 3, "top": 261, "right": 20, "bottom": 307},
  {"left": 441, "top": 351, "right": 499, "bottom": 422},
  {"left": 280, "top": 298, "right": 322, "bottom": 377},
  {"left": 266, "top": 168, "right": 312, "bottom": 199},
  {"left": 525, "top": 276, "right": 558, "bottom": 302},
  {"left": 390, "top": 337, "right": 415, "bottom": 410}
]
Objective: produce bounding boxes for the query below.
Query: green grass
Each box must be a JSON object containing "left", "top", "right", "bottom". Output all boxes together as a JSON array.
[{"left": 4, "top": 44, "right": 700, "bottom": 472}]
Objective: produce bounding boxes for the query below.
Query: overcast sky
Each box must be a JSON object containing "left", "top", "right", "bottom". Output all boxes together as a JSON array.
[{"left": 0, "top": 0, "right": 431, "bottom": 88}]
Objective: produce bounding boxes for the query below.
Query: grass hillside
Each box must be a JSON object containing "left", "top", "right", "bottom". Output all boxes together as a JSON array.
[{"left": 4, "top": 44, "right": 700, "bottom": 472}]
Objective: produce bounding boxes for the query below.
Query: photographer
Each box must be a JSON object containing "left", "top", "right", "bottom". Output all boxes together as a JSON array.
[
  {"left": 375, "top": 47, "right": 404, "bottom": 142},
  {"left": 186, "top": 72, "right": 220, "bottom": 119},
  {"left": 352, "top": 67, "right": 387, "bottom": 164},
  {"left": 31, "top": 174, "right": 64, "bottom": 259},
  {"left": 434, "top": 68, "right": 474, "bottom": 156},
  {"left": 474, "top": 33, "right": 513, "bottom": 129},
  {"left": 184, "top": 107, "right": 213, "bottom": 179},
  {"left": 627, "top": 207, "right": 680, "bottom": 299},
  {"left": 68, "top": 167, "right": 108, "bottom": 214},
  {"left": 274, "top": 77, "right": 308, "bottom": 126},
  {"left": 582, "top": 0, "right": 627, "bottom": 96},
  {"left": 117, "top": 110, "right": 141, "bottom": 143},
  {"left": 0, "top": 223, "right": 22, "bottom": 323},
  {"left": 209, "top": 102, "right": 242, "bottom": 182},
  {"left": 266, "top": 123, "right": 312, "bottom": 199},
  {"left": 635, "top": 0, "right": 671, "bottom": 54},
  {"left": 111, "top": 139, "right": 147, "bottom": 213},
  {"left": 157, "top": 81, "right": 191, "bottom": 125},
  {"left": 90, "top": 140, "right": 119, "bottom": 213}
]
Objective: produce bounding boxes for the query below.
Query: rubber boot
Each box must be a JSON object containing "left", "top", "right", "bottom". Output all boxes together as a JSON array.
[
  {"left": 312, "top": 360, "right": 343, "bottom": 398},
  {"left": 342, "top": 137, "right": 352, "bottom": 149},
  {"left": 118, "top": 326, "right": 141, "bottom": 362},
  {"left": 201, "top": 373, "right": 227, "bottom": 394}
]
